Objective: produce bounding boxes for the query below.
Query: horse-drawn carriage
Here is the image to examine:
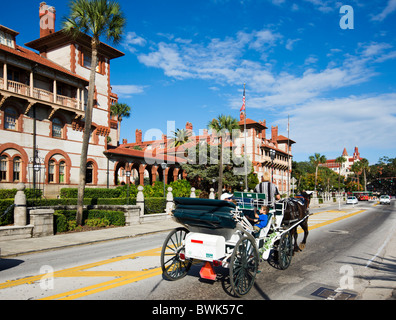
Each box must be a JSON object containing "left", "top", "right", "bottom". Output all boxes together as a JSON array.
[{"left": 160, "top": 192, "right": 311, "bottom": 297}]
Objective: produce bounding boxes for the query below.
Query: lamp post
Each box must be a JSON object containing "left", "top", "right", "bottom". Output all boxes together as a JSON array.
[
  {"left": 30, "top": 149, "right": 44, "bottom": 200},
  {"left": 161, "top": 163, "right": 167, "bottom": 198},
  {"left": 125, "top": 169, "right": 131, "bottom": 205},
  {"left": 270, "top": 149, "right": 276, "bottom": 183}
]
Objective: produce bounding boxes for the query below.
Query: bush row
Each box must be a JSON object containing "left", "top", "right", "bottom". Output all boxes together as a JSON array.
[{"left": 54, "top": 210, "right": 125, "bottom": 233}]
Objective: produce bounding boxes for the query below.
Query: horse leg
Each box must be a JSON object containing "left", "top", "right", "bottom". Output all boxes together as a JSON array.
[
  {"left": 299, "top": 219, "right": 309, "bottom": 250},
  {"left": 291, "top": 227, "right": 300, "bottom": 253}
]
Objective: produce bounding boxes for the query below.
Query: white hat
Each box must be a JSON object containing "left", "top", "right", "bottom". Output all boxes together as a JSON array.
[{"left": 220, "top": 193, "right": 233, "bottom": 200}]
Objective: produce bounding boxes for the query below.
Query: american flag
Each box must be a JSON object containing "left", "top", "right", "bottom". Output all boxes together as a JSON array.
[{"left": 240, "top": 87, "right": 245, "bottom": 112}]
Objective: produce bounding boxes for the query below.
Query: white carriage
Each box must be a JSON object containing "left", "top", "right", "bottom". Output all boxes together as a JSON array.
[{"left": 160, "top": 192, "right": 306, "bottom": 297}]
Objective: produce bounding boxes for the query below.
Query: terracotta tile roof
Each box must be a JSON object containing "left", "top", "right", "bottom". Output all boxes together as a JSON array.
[
  {"left": 105, "top": 146, "right": 187, "bottom": 164},
  {"left": 277, "top": 135, "right": 296, "bottom": 144},
  {"left": 0, "top": 43, "right": 88, "bottom": 83}
]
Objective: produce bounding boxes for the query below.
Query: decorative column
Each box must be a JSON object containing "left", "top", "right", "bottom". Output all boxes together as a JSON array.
[{"left": 14, "top": 183, "right": 27, "bottom": 226}]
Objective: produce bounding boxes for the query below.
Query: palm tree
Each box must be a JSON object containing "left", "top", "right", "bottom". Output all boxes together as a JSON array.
[
  {"left": 169, "top": 128, "right": 192, "bottom": 148},
  {"left": 359, "top": 158, "right": 370, "bottom": 191},
  {"left": 110, "top": 102, "right": 131, "bottom": 145},
  {"left": 63, "top": 0, "right": 126, "bottom": 225},
  {"left": 208, "top": 115, "right": 239, "bottom": 199},
  {"left": 350, "top": 161, "right": 362, "bottom": 191},
  {"left": 309, "top": 153, "right": 327, "bottom": 193},
  {"left": 335, "top": 156, "right": 346, "bottom": 193}
]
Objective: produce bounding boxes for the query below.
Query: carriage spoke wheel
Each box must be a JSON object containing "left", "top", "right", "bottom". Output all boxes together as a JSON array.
[
  {"left": 229, "top": 236, "right": 258, "bottom": 297},
  {"left": 278, "top": 231, "right": 293, "bottom": 270},
  {"left": 160, "top": 227, "right": 192, "bottom": 281}
]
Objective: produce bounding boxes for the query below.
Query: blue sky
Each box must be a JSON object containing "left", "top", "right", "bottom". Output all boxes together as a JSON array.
[{"left": 2, "top": 0, "right": 396, "bottom": 164}]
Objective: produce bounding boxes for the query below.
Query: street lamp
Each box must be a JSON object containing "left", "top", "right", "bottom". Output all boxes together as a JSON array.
[
  {"left": 30, "top": 148, "right": 44, "bottom": 199},
  {"left": 161, "top": 163, "right": 167, "bottom": 198},
  {"left": 270, "top": 149, "right": 276, "bottom": 183},
  {"left": 125, "top": 169, "right": 131, "bottom": 205}
]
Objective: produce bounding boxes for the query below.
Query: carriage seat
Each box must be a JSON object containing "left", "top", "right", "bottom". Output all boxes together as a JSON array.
[{"left": 172, "top": 197, "right": 237, "bottom": 229}]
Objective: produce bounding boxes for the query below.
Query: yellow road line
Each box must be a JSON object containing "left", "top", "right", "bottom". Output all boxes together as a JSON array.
[
  {"left": 298, "top": 209, "right": 366, "bottom": 233},
  {"left": 39, "top": 267, "right": 163, "bottom": 300}
]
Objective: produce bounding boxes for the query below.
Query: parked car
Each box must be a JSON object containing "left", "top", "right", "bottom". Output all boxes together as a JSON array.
[
  {"left": 379, "top": 195, "right": 391, "bottom": 205},
  {"left": 346, "top": 196, "right": 358, "bottom": 205},
  {"left": 359, "top": 195, "right": 369, "bottom": 201}
]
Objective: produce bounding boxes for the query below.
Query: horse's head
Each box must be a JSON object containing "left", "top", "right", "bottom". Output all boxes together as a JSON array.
[{"left": 300, "top": 191, "right": 313, "bottom": 209}]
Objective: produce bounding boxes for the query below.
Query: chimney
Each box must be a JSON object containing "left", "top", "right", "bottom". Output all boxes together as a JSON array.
[
  {"left": 135, "top": 129, "right": 142, "bottom": 144},
  {"left": 39, "top": 2, "right": 56, "bottom": 38},
  {"left": 261, "top": 120, "right": 266, "bottom": 139},
  {"left": 271, "top": 126, "right": 278, "bottom": 143}
]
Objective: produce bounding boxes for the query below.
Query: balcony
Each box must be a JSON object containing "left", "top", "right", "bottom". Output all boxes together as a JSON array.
[{"left": 0, "top": 76, "right": 84, "bottom": 114}]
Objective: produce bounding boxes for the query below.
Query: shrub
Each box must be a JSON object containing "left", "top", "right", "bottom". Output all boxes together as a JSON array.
[
  {"left": 53, "top": 212, "right": 68, "bottom": 233},
  {"left": 0, "top": 199, "right": 16, "bottom": 226}
]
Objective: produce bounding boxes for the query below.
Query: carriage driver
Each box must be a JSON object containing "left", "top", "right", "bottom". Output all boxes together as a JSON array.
[{"left": 252, "top": 172, "right": 280, "bottom": 231}]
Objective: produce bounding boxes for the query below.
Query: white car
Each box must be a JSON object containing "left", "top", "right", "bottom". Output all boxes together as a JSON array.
[
  {"left": 379, "top": 195, "right": 391, "bottom": 205},
  {"left": 346, "top": 196, "right": 358, "bottom": 205}
]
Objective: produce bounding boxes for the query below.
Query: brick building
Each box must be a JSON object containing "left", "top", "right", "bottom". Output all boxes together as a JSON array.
[{"left": 0, "top": 2, "right": 124, "bottom": 197}]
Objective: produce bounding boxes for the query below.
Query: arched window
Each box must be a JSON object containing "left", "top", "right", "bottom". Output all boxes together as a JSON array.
[
  {"left": 48, "top": 160, "right": 55, "bottom": 183},
  {"left": 59, "top": 161, "right": 65, "bottom": 183},
  {"left": 4, "top": 107, "right": 18, "bottom": 130},
  {"left": 86, "top": 162, "right": 93, "bottom": 184},
  {"left": 13, "top": 157, "right": 21, "bottom": 182},
  {"left": 52, "top": 118, "right": 63, "bottom": 138},
  {"left": 0, "top": 156, "right": 7, "bottom": 181}
]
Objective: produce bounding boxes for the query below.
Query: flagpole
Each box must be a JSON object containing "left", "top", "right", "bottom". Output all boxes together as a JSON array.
[
  {"left": 287, "top": 114, "right": 290, "bottom": 197},
  {"left": 243, "top": 83, "right": 248, "bottom": 191}
]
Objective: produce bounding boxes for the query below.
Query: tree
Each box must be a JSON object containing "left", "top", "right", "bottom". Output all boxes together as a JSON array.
[
  {"left": 63, "top": 0, "right": 126, "bottom": 225},
  {"left": 169, "top": 128, "right": 192, "bottom": 148},
  {"left": 335, "top": 156, "right": 346, "bottom": 193},
  {"left": 309, "top": 153, "right": 327, "bottom": 193},
  {"left": 208, "top": 115, "right": 240, "bottom": 199},
  {"left": 110, "top": 102, "right": 131, "bottom": 144},
  {"left": 359, "top": 158, "right": 369, "bottom": 192}
]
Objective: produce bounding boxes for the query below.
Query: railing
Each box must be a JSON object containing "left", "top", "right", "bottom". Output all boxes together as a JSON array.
[
  {"left": 56, "top": 94, "right": 78, "bottom": 109},
  {"left": 32, "top": 88, "right": 54, "bottom": 103},
  {"left": 1, "top": 78, "right": 83, "bottom": 111},
  {"left": 7, "top": 79, "right": 30, "bottom": 96}
]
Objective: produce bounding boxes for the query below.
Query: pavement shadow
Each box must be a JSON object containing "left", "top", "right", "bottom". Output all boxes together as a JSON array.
[{"left": 0, "top": 258, "right": 24, "bottom": 271}]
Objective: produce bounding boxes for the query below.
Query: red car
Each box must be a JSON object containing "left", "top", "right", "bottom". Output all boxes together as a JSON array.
[{"left": 359, "top": 195, "right": 369, "bottom": 201}]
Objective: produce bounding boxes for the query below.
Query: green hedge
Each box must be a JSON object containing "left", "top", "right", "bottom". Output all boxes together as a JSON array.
[
  {"left": 54, "top": 210, "right": 125, "bottom": 233},
  {"left": 0, "top": 188, "right": 42, "bottom": 199},
  {"left": 0, "top": 199, "right": 15, "bottom": 226}
]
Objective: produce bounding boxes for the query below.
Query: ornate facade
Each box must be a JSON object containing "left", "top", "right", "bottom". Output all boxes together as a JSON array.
[{"left": 0, "top": 3, "right": 123, "bottom": 197}]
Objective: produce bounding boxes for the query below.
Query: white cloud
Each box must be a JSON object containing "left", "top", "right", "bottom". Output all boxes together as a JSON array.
[
  {"left": 283, "top": 93, "right": 396, "bottom": 156},
  {"left": 111, "top": 85, "right": 147, "bottom": 98},
  {"left": 122, "top": 32, "right": 147, "bottom": 53},
  {"left": 371, "top": 0, "right": 396, "bottom": 21}
]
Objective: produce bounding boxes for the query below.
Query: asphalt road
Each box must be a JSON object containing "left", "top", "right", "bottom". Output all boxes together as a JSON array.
[{"left": 0, "top": 201, "right": 395, "bottom": 301}]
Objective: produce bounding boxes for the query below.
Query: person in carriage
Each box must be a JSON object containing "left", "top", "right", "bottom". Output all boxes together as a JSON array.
[{"left": 252, "top": 172, "right": 281, "bottom": 230}]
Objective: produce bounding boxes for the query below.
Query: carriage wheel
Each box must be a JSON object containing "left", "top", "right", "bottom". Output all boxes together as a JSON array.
[
  {"left": 278, "top": 231, "right": 293, "bottom": 270},
  {"left": 160, "top": 227, "right": 192, "bottom": 281},
  {"left": 229, "top": 236, "right": 259, "bottom": 297}
]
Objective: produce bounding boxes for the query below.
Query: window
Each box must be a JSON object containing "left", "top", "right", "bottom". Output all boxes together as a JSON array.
[
  {"left": 13, "top": 157, "right": 21, "bottom": 182},
  {"left": 52, "top": 118, "right": 63, "bottom": 138},
  {"left": 4, "top": 107, "right": 17, "bottom": 130},
  {"left": 59, "top": 161, "right": 65, "bottom": 183},
  {"left": 48, "top": 160, "right": 55, "bottom": 183},
  {"left": 86, "top": 162, "right": 93, "bottom": 184},
  {"left": 0, "top": 31, "right": 14, "bottom": 48},
  {"left": 0, "top": 156, "right": 7, "bottom": 181}
]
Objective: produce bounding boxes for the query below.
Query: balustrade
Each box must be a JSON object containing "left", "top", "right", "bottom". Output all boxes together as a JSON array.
[{"left": 1, "top": 78, "right": 83, "bottom": 111}]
